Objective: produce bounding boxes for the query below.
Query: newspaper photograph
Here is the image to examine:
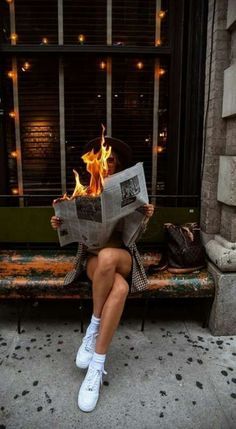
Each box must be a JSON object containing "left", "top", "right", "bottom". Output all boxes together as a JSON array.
[{"left": 53, "top": 162, "right": 149, "bottom": 248}]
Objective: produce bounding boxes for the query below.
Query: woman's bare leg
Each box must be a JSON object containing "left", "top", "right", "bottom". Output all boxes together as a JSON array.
[
  {"left": 95, "top": 273, "right": 129, "bottom": 354},
  {"left": 86, "top": 248, "right": 132, "bottom": 318}
]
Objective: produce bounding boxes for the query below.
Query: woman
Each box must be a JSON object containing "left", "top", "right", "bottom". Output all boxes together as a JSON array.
[{"left": 51, "top": 137, "right": 154, "bottom": 412}]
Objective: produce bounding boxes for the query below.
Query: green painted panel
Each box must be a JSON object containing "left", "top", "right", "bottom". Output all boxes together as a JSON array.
[
  {"left": 0, "top": 207, "right": 199, "bottom": 243},
  {"left": 0, "top": 207, "right": 57, "bottom": 242}
]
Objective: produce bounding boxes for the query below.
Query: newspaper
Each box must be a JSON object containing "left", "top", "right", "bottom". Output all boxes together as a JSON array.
[{"left": 53, "top": 162, "right": 149, "bottom": 248}]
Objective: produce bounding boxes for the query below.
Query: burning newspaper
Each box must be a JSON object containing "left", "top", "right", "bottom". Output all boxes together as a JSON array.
[{"left": 53, "top": 162, "right": 149, "bottom": 248}]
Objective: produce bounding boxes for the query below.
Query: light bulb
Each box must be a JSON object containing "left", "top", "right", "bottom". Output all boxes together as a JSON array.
[
  {"left": 11, "top": 151, "right": 17, "bottom": 158},
  {"left": 10, "top": 33, "right": 18, "bottom": 42},
  {"left": 136, "top": 62, "right": 144, "bottom": 70},
  {"left": 156, "top": 39, "right": 162, "bottom": 46},
  {"left": 158, "top": 10, "right": 166, "bottom": 19},
  {"left": 159, "top": 68, "right": 166, "bottom": 76},
  {"left": 21, "top": 61, "right": 31, "bottom": 71},
  {"left": 100, "top": 61, "right": 106, "bottom": 70},
  {"left": 78, "top": 34, "right": 85, "bottom": 44},
  {"left": 9, "top": 111, "right": 16, "bottom": 118},
  {"left": 7, "top": 71, "right": 15, "bottom": 78},
  {"left": 21, "top": 61, "right": 31, "bottom": 72},
  {"left": 11, "top": 188, "right": 19, "bottom": 195},
  {"left": 42, "top": 37, "right": 48, "bottom": 44}
]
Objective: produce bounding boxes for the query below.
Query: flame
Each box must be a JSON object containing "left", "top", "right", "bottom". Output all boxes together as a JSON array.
[
  {"left": 54, "top": 125, "right": 111, "bottom": 204},
  {"left": 82, "top": 124, "right": 111, "bottom": 196}
]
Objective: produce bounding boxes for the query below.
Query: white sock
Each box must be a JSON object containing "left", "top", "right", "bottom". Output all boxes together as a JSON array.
[
  {"left": 90, "top": 351, "right": 106, "bottom": 371},
  {"left": 86, "top": 314, "right": 101, "bottom": 335}
]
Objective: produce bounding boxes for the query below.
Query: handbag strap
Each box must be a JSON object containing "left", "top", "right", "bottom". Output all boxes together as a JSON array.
[{"left": 181, "top": 226, "right": 194, "bottom": 242}]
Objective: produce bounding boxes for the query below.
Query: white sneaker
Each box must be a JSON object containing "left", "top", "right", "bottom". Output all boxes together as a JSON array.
[
  {"left": 76, "top": 332, "right": 98, "bottom": 369},
  {"left": 78, "top": 365, "right": 107, "bottom": 412}
]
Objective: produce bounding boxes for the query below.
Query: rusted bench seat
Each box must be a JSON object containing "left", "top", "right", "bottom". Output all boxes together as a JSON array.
[{"left": 0, "top": 249, "right": 215, "bottom": 332}]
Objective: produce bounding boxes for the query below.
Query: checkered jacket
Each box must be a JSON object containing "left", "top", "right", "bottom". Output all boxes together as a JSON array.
[{"left": 64, "top": 222, "right": 148, "bottom": 294}]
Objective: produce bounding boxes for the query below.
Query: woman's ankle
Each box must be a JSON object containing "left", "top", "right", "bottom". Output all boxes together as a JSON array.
[
  {"left": 86, "top": 313, "right": 101, "bottom": 334},
  {"left": 92, "top": 312, "right": 101, "bottom": 319},
  {"left": 95, "top": 343, "right": 108, "bottom": 355}
]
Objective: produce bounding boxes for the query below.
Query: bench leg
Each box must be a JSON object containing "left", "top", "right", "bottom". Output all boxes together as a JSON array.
[
  {"left": 16, "top": 300, "right": 25, "bottom": 334},
  {"left": 202, "top": 298, "right": 214, "bottom": 329},
  {"left": 79, "top": 300, "right": 84, "bottom": 333},
  {"left": 141, "top": 295, "right": 150, "bottom": 332}
]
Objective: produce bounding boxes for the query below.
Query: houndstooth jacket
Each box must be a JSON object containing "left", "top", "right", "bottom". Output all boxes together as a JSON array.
[{"left": 63, "top": 222, "right": 149, "bottom": 294}]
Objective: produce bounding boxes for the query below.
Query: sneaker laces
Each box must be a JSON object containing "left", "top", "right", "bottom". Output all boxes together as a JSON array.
[
  {"left": 82, "top": 332, "right": 98, "bottom": 353},
  {"left": 85, "top": 366, "right": 107, "bottom": 392}
]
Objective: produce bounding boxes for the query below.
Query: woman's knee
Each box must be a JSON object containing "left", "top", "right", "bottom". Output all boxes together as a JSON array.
[
  {"left": 111, "top": 274, "right": 129, "bottom": 300},
  {"left": 97, "top": 248, "right": 117, "bottom": 274},
  {"left": 86, "top": 256, "right": 98, "bottom": 280}
]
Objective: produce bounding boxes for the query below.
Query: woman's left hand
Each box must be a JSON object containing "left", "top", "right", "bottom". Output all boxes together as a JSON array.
[{"left": 143, "top": 204, "right": 155, "bottom": 218}]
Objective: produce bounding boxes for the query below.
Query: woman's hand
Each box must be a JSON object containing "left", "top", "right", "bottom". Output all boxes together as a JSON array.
[
  {"left": 143, "top": 204, "right": 155, "bottom": 218},
  {"left": 50, "top": 215, "right": 63, "bottom": 230}
]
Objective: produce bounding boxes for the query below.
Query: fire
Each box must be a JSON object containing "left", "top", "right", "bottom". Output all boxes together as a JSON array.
[
  {"left": 54, "top": 125, "right": 111, "bottom": 203},
  {"left": 81, "top": 125, "right": 111, "bottom": 196}
]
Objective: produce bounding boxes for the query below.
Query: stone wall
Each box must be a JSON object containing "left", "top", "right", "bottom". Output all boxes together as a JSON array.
[
  {"left": 201, "top": 0, "right": 229, "bottom": 237},
  {"left": 201, "top": 0, "right": 236, "bottom": 335}
]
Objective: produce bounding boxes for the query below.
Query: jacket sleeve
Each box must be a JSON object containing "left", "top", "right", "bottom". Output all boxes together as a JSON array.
[{"left": 63, "top": 242, "right": 86, "bottom": 285}]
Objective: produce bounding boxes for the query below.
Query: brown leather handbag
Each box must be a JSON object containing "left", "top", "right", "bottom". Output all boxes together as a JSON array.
[{"left": 164, "top": 222, "right": 206, "bottom": 273}]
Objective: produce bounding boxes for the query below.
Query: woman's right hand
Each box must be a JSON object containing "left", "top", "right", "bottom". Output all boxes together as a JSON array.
[{"left": 50, "top": 216, "right": 63, "bottom": 230}]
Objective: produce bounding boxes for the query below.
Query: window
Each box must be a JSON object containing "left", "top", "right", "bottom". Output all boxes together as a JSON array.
[
  {"left": 0, "top": 0, "right": 207, "bottom": 207},
  {"left": 112, "top": 0, "right": 169, "bottom": 46},
  {"left": 15, "top": 0, "right": 58, "bottom": 44},
  {"left": 64, "top": 0, "right": 106, "bottom": 45}
]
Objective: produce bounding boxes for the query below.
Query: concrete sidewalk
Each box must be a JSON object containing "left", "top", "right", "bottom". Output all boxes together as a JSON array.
[{"left": 0, "top": 299, "right": 235, "bottom": 429}]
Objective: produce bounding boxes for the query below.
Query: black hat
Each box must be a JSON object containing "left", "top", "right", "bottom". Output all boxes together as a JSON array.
[{"left": 82, "top": 136, "right": 133, "bottom": 169}]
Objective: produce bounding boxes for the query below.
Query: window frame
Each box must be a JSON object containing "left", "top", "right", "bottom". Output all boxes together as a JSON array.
[{"left": 0, "top": 0, "right": 207, "bottom": 208}]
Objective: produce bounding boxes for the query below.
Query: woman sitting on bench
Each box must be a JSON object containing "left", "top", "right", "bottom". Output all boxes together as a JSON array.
[{"left": 51, "top": 137, "right": 154, "bottom": 413}]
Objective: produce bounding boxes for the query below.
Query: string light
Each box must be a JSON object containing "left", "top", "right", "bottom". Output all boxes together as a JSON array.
[
  {"left": 158, "top": 68, "right": 166, "bottom": 76},
  {"left": 7, "top": 71, "right": 15, "bottom": 79},
  {"left": 10, "top": 151, "right": 17, "bottom": 158},
  {"left": 158, "top": 10, "right": 166, "bottom": 19},
  {"left": 11, "top": 188, "right": 19, "bottom": 195},
  {"left": 78, "top": 34, "right": 85, "bottom": 44},
  {"left": 41, "top": 37, "right": 48, "bottom": 44},
  {"left": 10, "top": 33, "right": 18, "bottom": 42},
  {"left": 153, "top": 146, "right": 165, "bottom": 154},
  {"left": 9, "top": 111, "right": 16, "bottom": 118},
  {"left": 136, "top": 61, "right": 144, "bottom": 70},
  {"left": 99, "top": 61, "right": 106, "bottom": 70},
  {"left": 21, "top": 61, "right": 31, "bottom": 72}
]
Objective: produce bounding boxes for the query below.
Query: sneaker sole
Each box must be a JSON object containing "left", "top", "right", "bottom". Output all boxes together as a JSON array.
[
  {"left": 78, "top": 403, "right": 97, "bottom": 412},
  {"left": 78, "top": 396, "right": 99, "bottom": 412},
  {"left": 76, "top": 360, "right": 90, "bottom": 369}
]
